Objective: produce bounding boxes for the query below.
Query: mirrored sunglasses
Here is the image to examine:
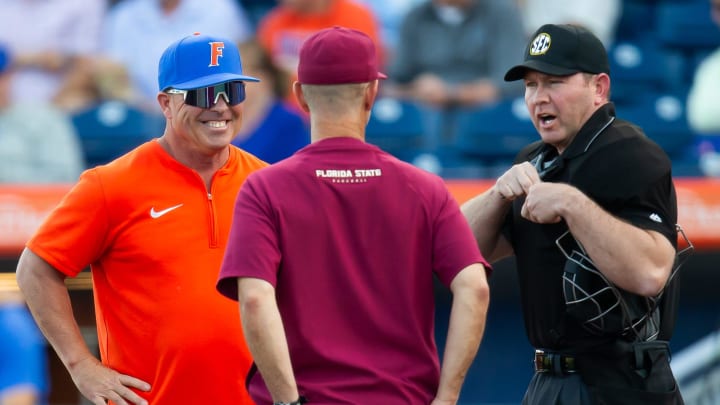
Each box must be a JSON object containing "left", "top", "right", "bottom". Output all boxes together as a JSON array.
[{"left": 166, "top": 81, "right": 246, "bottom": 108}]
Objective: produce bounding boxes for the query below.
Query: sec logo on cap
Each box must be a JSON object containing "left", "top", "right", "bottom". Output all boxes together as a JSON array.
[{"left": 530, "top": 32, "right": 551, "bottom": 56}]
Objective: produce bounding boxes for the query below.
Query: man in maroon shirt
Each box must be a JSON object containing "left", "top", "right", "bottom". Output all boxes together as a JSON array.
[{"left": 217, "top": 26, "right": 490, "bottom": 405}]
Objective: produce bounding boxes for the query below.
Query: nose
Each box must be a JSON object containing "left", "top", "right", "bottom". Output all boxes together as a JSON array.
[{"left": 527, "top": 83, "right": 549, "bottom": 106}]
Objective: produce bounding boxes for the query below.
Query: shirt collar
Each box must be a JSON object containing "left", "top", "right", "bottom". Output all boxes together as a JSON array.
[
  {"left": 526, "top": 102, "right": 616, "bottom": 179},
  {"left": 561, "top": 102, "right": 616, "bottom": 160}
]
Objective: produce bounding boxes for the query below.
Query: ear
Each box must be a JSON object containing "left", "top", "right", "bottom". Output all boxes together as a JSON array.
[
  {"left": 292, "top": 81, "right": 310, "bottom": 113},
  {"left": 364, "top": 80, "right": 379, "bottom": 111},
  {"left": 595, "top": 73, "right": 611, "bottom": 102},
  {"left": 158, "top": 92, "right": 173, "bottom": 119}
]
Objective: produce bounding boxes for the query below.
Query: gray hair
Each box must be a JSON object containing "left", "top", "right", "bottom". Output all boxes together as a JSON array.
[{"left": 301, "top": 82, "right": 371, "bottom": 115}]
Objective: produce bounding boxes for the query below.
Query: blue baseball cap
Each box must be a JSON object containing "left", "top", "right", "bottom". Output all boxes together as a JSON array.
[{"left": 158, "top": 33, "right": 259, "bottom": 91}]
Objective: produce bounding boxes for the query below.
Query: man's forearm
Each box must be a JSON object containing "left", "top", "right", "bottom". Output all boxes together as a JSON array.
[
  {"left": 461, "top": 187, "right": 512, "bottom": 262},
  {"left": 436, "top": 264, "right": 490, "bottom": 402},
  {"left": 15, "top": 248, "right": 95, "bottom": 370},
  {"left": 238, "top": 278, "right": 299, "bottom": 403},
  {"left": 560, "top": 190, "right": 676, "bottom": 296}
]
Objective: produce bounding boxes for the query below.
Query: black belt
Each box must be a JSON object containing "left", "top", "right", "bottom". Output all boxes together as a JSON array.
[{"left": 534, "top": 349, "right": 577, "bottom": 374}]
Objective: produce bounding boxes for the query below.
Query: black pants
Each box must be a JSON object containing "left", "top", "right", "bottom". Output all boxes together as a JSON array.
[
  {"left": 523, "top": 373, "right": 593, "bottom": 405},
  {"left": 575, "top": 341, "right": 684, "bottom": 405},
  {"left": 524, "top": 342, "right": 684, "bottom": 405}
]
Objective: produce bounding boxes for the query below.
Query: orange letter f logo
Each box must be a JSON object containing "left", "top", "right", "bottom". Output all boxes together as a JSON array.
[{"left": 209, "top": 42, "right": 224, "bottom": 67}]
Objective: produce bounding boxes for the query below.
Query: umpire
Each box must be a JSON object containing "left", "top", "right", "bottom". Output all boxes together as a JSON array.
[{"left": 462, "top": 24, "right": 684, "bottom": 404}]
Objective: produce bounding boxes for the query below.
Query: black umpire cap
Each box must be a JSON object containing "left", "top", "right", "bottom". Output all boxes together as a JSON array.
[{"left": 504, "top": 23, "right": 609, "bottom": 82}]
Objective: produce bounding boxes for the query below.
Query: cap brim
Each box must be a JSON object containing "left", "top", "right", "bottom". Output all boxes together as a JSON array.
[
  {"left": 172, "top": 72, "right": 260, "bottom": 90},
  {"left": 504, "top": 60, "right": 580, "bottom": 82}
]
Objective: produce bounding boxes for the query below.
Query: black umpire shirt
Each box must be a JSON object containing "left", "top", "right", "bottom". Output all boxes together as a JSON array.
[{"left": 503, "top": 102, "right": 679, "bottom": 352}]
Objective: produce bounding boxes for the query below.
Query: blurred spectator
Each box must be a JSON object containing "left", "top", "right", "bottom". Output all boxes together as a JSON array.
[
  {"left": 356, "top": 0, "right": 424, "bottom": 54},
  {"left": 687, "top": 0, "right": 720, "bottom": 134},
  {"left": 232, "top": 40, "right": 310, "bottom": 163},
  {"left": 237, "top": 0, "right": 278, "bottom": 29},
  {"left": 0, "top": 45, "right": 85, "bottom": 183},
  {"left": 0, "top": 0, "right": 105, "bottom": 110},
  {"left": 386, "top": 0, "right": 525, "bottom": 109},
  {"left": 0, "top": 103, "right": 86, "bottom": 183},
  {"left": 688, "top": 0, "right": 720, "bottom": 177},
  {"left": 383, "top": 0, "right": 525, "bottom": 151},
  {"left": 52, "top": 57, "right": 136, "bottom": 113},
  {"left": 257, "top": 0, "right": 383, "bottom": 110},
  {"left": 517, "top": 0, "right": 620, "bottom": 47},
  {"left": 0, "top": 46, "right": 9, "bottom": 110},
  {"left": 103, "top": 0, "right": 254, "bottom": 111},
  {"left": 0, "top": 291, "right": 49, "bottom": 405}
]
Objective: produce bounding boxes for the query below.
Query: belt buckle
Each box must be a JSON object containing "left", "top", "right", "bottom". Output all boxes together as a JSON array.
[
  {"left": 534, "top": 349, "right": 548, "bottom": 373},
  {"left": 534, "top": 349, "right": 577, "bottom": 374}
]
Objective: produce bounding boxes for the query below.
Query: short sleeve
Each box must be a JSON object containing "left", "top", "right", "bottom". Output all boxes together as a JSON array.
[
  {"left": 27, "top": 169, "right": 110, "bottom": 277},
  {"left": 577, "top": 137, "right": 678, "bottom": 246},
  {"left": 216, "top": 175, "right": 282, "bottom": 300},
  {"left": 431, "top": 183, "right": 490, "bottom": 287}
]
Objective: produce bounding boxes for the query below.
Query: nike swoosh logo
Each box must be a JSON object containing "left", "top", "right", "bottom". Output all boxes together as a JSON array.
[{"left": 150, "top": 204, "right": 184, "bottom": 219}]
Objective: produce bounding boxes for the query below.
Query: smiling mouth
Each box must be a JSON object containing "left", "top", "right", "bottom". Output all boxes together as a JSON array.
[{"left": 204, "top": 120, "right": 229, "bottom": 129}]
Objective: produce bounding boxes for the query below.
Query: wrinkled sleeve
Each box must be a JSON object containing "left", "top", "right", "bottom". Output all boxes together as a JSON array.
[
  {"left": 217, "top": 175, "right": 282, "bottom": 300},
  {"left": 27, "top": 168, "right": 111, "bottom": 277},
  {"left": 432, "top": 181, "right": 491, "bottom": 287}
]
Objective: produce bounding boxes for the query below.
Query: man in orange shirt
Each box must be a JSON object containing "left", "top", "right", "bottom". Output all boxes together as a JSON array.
[{"left": 15, "top": 33, "right": 266, "bottom": 405}]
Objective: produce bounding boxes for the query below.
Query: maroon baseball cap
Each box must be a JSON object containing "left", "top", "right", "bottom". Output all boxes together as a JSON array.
[{"left": 297, "top": 26, "right": 387, "bottom": 85}]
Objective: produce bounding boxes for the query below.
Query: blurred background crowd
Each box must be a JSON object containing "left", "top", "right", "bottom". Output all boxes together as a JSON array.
[
  {"left": 1, "top": 0, "right": 720, "bottom": 404},
  {"left": 0, "top": 0, "right": 719, "bottom": 183}
]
